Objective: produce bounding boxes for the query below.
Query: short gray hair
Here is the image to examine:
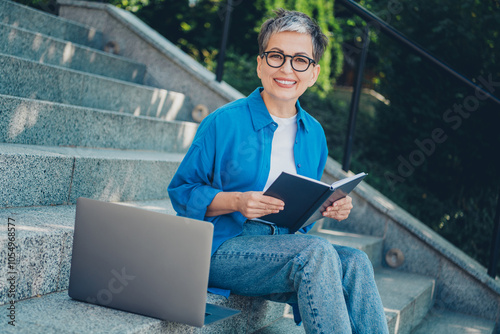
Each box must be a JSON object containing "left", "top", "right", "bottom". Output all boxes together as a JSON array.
[{"left": 258, "top": 9, "right": 328, "bottom": 63}]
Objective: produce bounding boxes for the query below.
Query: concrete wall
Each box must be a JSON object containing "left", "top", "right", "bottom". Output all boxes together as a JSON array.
[{"left": 57, "top": 0, "right": 244, "bottom": 115}]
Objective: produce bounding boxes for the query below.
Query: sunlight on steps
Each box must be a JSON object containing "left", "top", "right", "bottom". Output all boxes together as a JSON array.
[
  {"left": 62, "top": 42, "right": 75, "bottom": 64},
  {"left": 8, "top": 101, "right": 40, "bottom": 140},
  {"left": 0, "top": 0, "right": 497, "bottom": 331}
]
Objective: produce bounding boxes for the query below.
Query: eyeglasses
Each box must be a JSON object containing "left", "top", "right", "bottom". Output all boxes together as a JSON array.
[{"left": 260, "top": 51, "right": 316, "bottom": 72}]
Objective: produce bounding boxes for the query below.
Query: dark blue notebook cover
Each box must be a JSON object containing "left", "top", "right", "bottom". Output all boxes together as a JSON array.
[{"left": 259, "top": 172, "right": 367, "bottom": 232}]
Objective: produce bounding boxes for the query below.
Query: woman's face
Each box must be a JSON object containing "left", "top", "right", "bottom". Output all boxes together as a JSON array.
[{"left": 257, "top": 31, "right": 320, "bottom": 109}]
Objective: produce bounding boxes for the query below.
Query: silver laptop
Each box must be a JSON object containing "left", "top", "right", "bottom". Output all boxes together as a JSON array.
[{"left": 68, "top": 197, "right": 240, "bottom": 327}]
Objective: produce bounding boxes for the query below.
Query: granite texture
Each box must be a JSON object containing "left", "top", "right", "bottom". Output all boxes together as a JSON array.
[
  {"left": 247, "top": 299, "right": 287, "bottom": 333},
  {"left": 0, "top": 144, "right": 184, "bottom": 208},
  {"left": 0, "top": 0, "right": 103, "bottom": 49},
  {"left": 0, "top": 54, "right": 192, "bottom": 120},
  {"left": 0, "top": 144, "right": 74, "bottom": 208},
  {"left": 0, "top": 204, "right": 77, "bottom": 304},
  {"left": 322, "top": 157, "right": 500, "bottom": 324},
  {"left": 375, "top": 268, "right": 435, "bottom": 334},
  {"left": 435, "top": 260, "right": 500, "bottom": 321},
  {"left": 412, "top": 308, "right": 496, "bottom": 334},
  {"left": 0, "top": 197, "right": 444, "bottom": 333},
  {"left": 251, "top": 269, "right": 437, "bottom": 334},
  {"left": 57, "top": 0, "right": 244, "bottom": 115},
  {"left": 308, "top": 226, "right": 384, "bottom": 268},
  {"left": 0, "top": 290, "right": 283, "bottom": 333},
  {"left": 0, "top": 23, "right": 146, "bottom": 84},
  {"left": 68, "top": 151, "right": 180, "bottom": 203},
  {"left": 0, "top": 194, "right": 437, "bottom": 332},
  {"left": 2, "top": 0, "right": 499, "bottom": 330},
  {"left": 0, "top": 199, "right": 178, "bottom": 305},
  {"left": 252, "top": 316, "right": 305, "bottom": 334},
  {"left": 0, "top": 94, "right": 198, "bottom": 152},
  {"left": 383, "top": 220, "right": 443, "bottom": 277}
]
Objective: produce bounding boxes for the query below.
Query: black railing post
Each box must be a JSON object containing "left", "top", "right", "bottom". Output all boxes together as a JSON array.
[
  {"left": 342, "top": 26, "right": 370, "bottom": 172},
  {"left": 215, "top": 0, "right": 233, "bottom": 82},
  {"left": 488, "top": 188, "right": 500, "bottom": 277}
]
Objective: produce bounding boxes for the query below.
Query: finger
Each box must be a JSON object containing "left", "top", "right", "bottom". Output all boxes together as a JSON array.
[
  {"left": 323, "top": 209, "right": 351, "bottom": 219},
  {"left": 336, "top": 195, "right": 353, "bottom": 205},
  {"left": 333, "top": 197, "right": 349, "bottom": 207},
  {"left": 326, "top": 205, "right": 342, "bottom": 212},
  {"left": 261, "top": 195, "right": 285, "bottom": 207},
  {"left": 248, "top": 200, "right": 284, "bottom": 213},
  {"left": 334, "top": 204, "right": 353, "bottom": 212},
  {"left": 331, "top": 202, "right": 353, "bottom": 212},
  {"left": 246, "top": 207, "right": 283, "bottom": 219},
  {"left": 246, "top": 199, "right": 283, "bottom": 212}
]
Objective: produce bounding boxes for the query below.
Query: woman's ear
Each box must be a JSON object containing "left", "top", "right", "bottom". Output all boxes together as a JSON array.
[
  {"left": 256, "top": 55, "right": 262, "bottom": 79},
  {"left": 308, "top": 64, "right": 321, "bottom": 87}
]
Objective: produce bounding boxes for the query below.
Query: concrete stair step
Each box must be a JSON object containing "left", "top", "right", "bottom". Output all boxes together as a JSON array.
[
  {"left": 251, "top": 315, "right": 304, "bottom": 333},
  {"left": 0, "top": 0, "right": 103, "bottom": 49},
  {"left": 376, "top": 268, "right": 435, "bottom": 334},
  {"left": 308, "top": 222, "right": 383, "bottom": 268},
  {"left": 0, "top": 198, "right": 287, "bottom": 333},
  {"left": 0, "top": 53, "right": 193, "bottom": 121},
  {"left": 254, "top": 309, "right": 497, "bottom": 334},
  {"left": 0, "top": 195, "right": 435, "bottom": 334},
  {"left": 0, "top": 94, "right": 197, "bottom": 152},
  {"left": 0, "top": 144, "right": 184, "bottom": 208},
  {"left": 253, "top": 268, "right": 436, "bottom": 334},
  {"left": 294, "top": 224, "right": 434, "bottom": 333},
  {"left": 0, "top": 199, "right": 177, "bottom": 305},
  {"left": 0, "top": 290, "right": 287, "bottom": 333},
  {"left": 0, "top": 22, "right": 146, "bottom": 84},
  {"left": 411, "top": 308, "right": 496, "bottom": 334}
]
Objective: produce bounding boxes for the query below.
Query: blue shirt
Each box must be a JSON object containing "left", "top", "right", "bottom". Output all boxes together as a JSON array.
[{"left": 168, "top": 87, "right": 329, "bottom": 256}]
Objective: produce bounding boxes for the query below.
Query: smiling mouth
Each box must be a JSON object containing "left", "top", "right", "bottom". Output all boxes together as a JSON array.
[{"left": 274, "top": 79, "right": 296, "bottom": 85}]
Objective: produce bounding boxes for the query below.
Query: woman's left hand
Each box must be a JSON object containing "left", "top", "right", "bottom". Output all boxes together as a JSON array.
[{"left": 322, "top": 195, "right": 353, "bottom": 221}]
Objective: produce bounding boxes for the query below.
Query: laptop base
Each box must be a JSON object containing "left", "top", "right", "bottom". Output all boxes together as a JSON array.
[{"left": 204, "top": 303, "right": 241, "bottom": 326}]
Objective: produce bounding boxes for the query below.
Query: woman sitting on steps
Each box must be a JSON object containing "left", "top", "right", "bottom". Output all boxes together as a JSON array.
[{"left": 168, "top": 8, "right": 388, "bottom": 333}]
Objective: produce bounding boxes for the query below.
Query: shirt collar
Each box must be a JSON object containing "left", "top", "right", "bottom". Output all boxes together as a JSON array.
[{"left": 247, "top": 87, "right": 310, "bottom": 133}]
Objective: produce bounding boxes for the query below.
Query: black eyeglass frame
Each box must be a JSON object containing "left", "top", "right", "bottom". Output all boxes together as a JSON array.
[{"left": 260, "top": 51, "right": 317, "bottom": 72}]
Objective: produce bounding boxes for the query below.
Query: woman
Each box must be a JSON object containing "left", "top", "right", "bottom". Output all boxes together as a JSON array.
[{"left": 168, "top": 9, "right": 388, "bottom": 333}]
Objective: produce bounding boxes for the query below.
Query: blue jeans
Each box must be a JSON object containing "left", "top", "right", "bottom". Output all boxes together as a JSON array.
[{"left": 208, "top": 221, "right": 388, "bottom": 334}]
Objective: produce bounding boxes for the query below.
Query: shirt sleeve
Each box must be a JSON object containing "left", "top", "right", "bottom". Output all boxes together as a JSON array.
[{"left": 167, "top": 128, "right": 221, "bottom": 221}]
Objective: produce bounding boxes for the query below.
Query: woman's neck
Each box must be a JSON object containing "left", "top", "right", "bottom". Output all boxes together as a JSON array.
[{"left": 261, "top": 92, "right": 298, "bottom": 118}]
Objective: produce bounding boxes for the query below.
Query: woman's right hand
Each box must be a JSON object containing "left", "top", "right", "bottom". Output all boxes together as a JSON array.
[
  {"left": 235, "top": 191, "right": 285, "bottom": 219},
  {"left": 206, "top": 191, "right": 284, "bottom": 218}
]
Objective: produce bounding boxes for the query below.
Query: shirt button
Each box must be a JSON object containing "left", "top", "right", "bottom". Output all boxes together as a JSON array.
[{"left": 297, "top": 164, "right": 301, "bottom": 168}]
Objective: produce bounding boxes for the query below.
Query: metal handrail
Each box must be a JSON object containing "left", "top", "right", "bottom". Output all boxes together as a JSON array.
[
  {"left": 215, "top": 0, "right": 233, "bottom": 82},
  {"left": 337, "top": 0, "right": 500, "bottom": 108},
  {"left": 342, "top": 26, "right": 370, "bottom": 172},
  {"left": 337, "top": 0, "right": 500, "bottom": 277}
]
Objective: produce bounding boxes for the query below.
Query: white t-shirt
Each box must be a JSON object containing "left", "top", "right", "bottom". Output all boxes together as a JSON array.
[{"left": 263, "top": 113, "right": 298, "bottom": 191}]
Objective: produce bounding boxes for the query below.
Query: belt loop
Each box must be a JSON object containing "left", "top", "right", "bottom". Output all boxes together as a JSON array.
[{"left": 270, "top": 224, "right": 277, "bottom": 235}]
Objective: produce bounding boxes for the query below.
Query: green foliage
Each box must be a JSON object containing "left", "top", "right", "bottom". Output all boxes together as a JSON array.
[
  {"left": 128, "top": 0, "right": 266, "bottom": 69},
  {"left": 13, "top": 0, "right": 58, "bottom": 14},
  {"left": 337, "top": 0, "right": 500, "bottom": 272},
  {"left": 223, "top": 50, "right": 262, "bottom": 96},
  {"left": 300, "top": 87, "right": 383, "bottom": 164},
  {"left": 111, "top": 0, "right": 150, "bottom": 13}
]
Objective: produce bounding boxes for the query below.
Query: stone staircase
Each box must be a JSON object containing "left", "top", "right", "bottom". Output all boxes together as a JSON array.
[{"left": 0, "top": 0, "right": 497, "bottom": 333}]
